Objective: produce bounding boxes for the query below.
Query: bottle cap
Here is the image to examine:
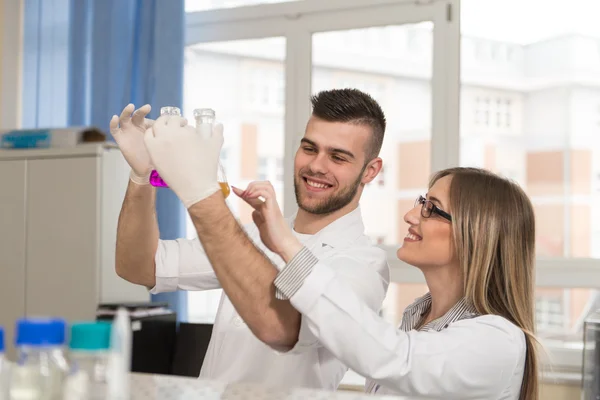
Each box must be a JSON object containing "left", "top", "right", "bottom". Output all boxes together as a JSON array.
[
  {"left": 15, "top": 318, "right": 66, "bottom": 347},
  {"left": 70, "top": 322, "right": 111, "bottom": 351}
]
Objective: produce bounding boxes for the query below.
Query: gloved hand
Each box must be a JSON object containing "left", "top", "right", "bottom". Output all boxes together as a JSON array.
[
  {"left": 110, "top": 104, "right": 155, "bottom": 185},
  {"left": 233, "top": 182, "right": 302, "bottom": 261},
  {"left": 144, "top": 115, "right": 224, "bottom": 208}
]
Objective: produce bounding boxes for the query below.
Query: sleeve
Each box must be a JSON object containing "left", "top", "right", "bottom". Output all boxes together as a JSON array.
[
  {"left": 274, "top": 252, "right": 524, "bottom": 398},
  {"left": 275, "top": 247, "right": 389, "bottom": 355},
  {"left": 151, "top": 223, "right": 262, "bottom": 293},
  {"left": 149, "top": 237, "right": 221, "bottom": 294}
]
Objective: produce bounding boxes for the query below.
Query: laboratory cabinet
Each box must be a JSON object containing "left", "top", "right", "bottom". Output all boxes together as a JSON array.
[{"left": 0, "top": 144, "right": 149, "bottom": 357}]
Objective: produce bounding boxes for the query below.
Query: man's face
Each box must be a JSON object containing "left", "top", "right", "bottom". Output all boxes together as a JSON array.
[{"left": 293, "top": 116, "right": 372, "bottom": 215}]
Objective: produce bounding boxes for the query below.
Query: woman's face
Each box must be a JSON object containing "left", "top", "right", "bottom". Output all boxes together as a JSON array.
[{"left": 396, "top": 175, "right": 456, "bottom": 270}]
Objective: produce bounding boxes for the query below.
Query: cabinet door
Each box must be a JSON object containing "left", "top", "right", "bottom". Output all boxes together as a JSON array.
[
  {"left": 26, "top": 156, "right": 99, "bottom": 321},
  {"left": 0, "top": 160, "right": 27, "bottom": 358},
  {"left": 100, "top": 149, "right": 150, "bottom": 303}
]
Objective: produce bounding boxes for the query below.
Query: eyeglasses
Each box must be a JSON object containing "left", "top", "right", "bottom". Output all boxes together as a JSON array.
[{"left": 415, "top": 195, "right": 452, "bottom": 222}]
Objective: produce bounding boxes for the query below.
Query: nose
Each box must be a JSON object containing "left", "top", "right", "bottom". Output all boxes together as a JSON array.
[
  {"left": 307, "top": 154, "right": 328, "bottom": 175},
  {"left": 404, "top": 204, "right": 421, "bottom": 225}
]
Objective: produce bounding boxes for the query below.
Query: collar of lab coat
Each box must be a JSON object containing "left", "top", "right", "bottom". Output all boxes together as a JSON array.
[
  {"left": 286, "top": 206, "right": 365, "bottom": 251},
  {"left": 402, "top": 293, "right": 480, "bottom": 332}
]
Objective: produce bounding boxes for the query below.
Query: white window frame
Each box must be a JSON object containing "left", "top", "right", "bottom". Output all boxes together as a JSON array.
[{"left": 185, "top": 0, "right": 597, "bottom": 382}]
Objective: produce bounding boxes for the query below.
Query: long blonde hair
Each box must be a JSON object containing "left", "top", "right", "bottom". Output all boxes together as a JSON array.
[{"left": 431, "top": 167, "right": 538, "bottom": 400}]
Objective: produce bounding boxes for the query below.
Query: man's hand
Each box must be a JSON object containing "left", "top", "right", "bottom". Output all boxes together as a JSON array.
[
  {"left": 233, "top": 182, "right": 303, "bottom": 262},
  {"left": 144, "top": 116, "right": 224, "bottom": 208},
  {"left": 110, "top": 104, "right": 158, "bottom": 185}
]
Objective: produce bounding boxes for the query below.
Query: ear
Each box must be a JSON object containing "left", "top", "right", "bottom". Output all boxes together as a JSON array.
[{"left": 361, "top": 157, "right": 383, "bottom": 184}]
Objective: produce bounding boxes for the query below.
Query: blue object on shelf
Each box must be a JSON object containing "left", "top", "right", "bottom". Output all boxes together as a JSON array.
[{"left": 0, "top": 129, "right": 52, "bottom": 149}]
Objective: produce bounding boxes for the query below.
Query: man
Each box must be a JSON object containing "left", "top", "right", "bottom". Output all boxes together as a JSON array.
[{"left": 112, "top": 89, "right": 390, "bottom": 390}]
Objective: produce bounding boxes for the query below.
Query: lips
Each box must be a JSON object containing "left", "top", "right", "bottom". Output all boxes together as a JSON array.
[
  {"left": 303, "top": 176, "right": 333, "bottom": 191},
  {"left": 405, "top": 228, "right": 422, "bottom": 242}
]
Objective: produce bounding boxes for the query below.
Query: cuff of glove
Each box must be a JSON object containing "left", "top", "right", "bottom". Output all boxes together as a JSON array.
[
  {"left": 183, "top": 184, "right": 223, "bottom": 209},
  {"left": 129, "top": 170, "right": 151, "bottom": 185}
]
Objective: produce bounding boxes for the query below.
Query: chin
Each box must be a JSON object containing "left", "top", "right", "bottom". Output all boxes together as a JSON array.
[{"left": 396, "top": 247, "right": 421, "bottom": 269}]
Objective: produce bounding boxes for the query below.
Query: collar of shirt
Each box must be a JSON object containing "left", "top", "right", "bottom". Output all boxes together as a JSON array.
[
  {"left": 286, "top": 206, "right": 366, "bottom": 250},
  {"left": 400, "top": 293, "right": 480, "bottom": 332}
]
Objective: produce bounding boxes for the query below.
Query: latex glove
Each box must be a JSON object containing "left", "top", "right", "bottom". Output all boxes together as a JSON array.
[
  {"left": 233, "top": 182, "right": 302, "bottom": 262},
  {"left": 144, "top": 115, "right": 224, "bottom": 208},
  {"left": 110, "top": 104, "right": 155, "bottom": 185}
]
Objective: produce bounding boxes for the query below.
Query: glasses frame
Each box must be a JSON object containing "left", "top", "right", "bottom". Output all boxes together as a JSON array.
[{"left": 415, "top": 195, "right": 452, "bottom": 222}]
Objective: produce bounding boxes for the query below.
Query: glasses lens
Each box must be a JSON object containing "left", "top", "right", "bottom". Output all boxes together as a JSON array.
[{"left": 423, "top": 201, "right": 433, "bottom": 218}]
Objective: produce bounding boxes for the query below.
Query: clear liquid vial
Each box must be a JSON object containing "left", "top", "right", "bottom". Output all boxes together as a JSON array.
[
  {"left": 149, "top": 107, "right": 182, "bottom": 188},
  {"left": 193, "top": 108, "right": 230, "bottom": 198}
]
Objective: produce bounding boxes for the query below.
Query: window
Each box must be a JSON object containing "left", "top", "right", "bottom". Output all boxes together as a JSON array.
[
  {"left": 182, "top": 0, "right": 597, "bottom": 387},
  {"left": 462, "top": 0, "right": 600, "bottom": 382},
  {"left": 313, "top": 23, "right": 432, "bottom": 247}
]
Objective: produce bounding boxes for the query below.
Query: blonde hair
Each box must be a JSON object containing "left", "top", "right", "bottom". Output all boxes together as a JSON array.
[{"left": 431, "top": 167, "right": 538, "bottom": 400}]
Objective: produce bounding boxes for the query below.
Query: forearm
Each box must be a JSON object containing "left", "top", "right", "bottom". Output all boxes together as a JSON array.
[
  {"left": 115, "top": 181, "right": 159, "bottom": 288},
  {"left": 188, "top": 192, "right": 300, "bottom": 347}
]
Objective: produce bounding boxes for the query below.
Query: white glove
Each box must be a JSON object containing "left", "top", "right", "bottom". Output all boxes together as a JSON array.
[
  {"left": 144, "top": 115, "right": 224, "bottom": 208},
  {"left": 110, "top": 104, "right": 154, "bottom": 185},
  {"left": 110, "top": 103, "right": 188, "bottom": 185}
]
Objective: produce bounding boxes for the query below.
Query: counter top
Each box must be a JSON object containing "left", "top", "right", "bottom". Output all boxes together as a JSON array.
[{"left": 130, "top": 373, "right": 400, "bottom": 400}]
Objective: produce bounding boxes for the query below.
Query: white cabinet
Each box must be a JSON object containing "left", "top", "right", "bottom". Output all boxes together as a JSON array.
[{"left": 0, "top": 144, "right": 149, "bottom": 357}]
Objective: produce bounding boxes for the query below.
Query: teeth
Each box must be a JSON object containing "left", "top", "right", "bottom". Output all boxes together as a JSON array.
[
  {"left": 406, "top": 233, "right": 421, "bottom": 240},
  {"left": 306, "top": 179, "right": 329, "bottom": 189}
]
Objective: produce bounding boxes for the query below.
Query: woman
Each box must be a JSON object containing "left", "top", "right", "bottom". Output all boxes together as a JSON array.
[{"left": 237, "top": 167, "right": 538, "bottom": 399}]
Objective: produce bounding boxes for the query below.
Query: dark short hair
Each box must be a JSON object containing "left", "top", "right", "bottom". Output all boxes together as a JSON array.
[{"left": 310, "top": 88, "right": 386, "bottom": 161}]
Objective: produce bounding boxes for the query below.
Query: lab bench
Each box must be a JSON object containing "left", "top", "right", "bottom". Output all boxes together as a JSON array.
[{"left": 130, "top": 373, "right": 401, "bottom": 399}]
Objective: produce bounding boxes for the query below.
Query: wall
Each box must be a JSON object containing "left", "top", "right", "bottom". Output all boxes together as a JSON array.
[
  {"left": 540, "top": 382, "right": 580, "bottom": 399},
  {"left": 0, "top": 0, "right": 22, "bottom": 129}
]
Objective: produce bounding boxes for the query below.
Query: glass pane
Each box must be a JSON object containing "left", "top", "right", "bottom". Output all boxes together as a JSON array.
[
  {"left": 460, "top": 0, "right": 600, "bottom": 258},
  {"left": 312, "top": 24, "right": 433, "bottom": 246},
  {"left": 186, "top": 0, "right": 300, "bottom": 12},
  {"left": 184, "top": 37, "right": 286, "bottom": 322},
  {"left": 535, "top": 287, "right": 598, "bottom": 350}
]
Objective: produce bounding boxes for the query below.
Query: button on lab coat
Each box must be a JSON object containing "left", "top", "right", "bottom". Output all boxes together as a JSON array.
[
  {"left": 277, "top": 261, "right": 527, "bottom": 399},
  {"left": 150, "top": 207, "right": 390, "bottom": 390}
]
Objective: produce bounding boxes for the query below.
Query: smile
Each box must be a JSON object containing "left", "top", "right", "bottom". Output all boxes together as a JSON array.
[
  {"left": 303, "top": 177, "right": 333, "bottom": 191},
  {"left": 404, "top": 233, "right": 422, "bottom": 242}
]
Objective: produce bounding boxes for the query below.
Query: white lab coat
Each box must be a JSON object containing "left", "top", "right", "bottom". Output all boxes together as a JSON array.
[
  {"left": 275, "top": 260, "right": 527, "bottom": 399},
  {"left": 150, "top": 207, "right": 390, "bottom": 390}
]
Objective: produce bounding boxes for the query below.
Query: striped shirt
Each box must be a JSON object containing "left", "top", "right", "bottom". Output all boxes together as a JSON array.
[{"left": 366, "top": 293, "right": 479, "bottom": 393}]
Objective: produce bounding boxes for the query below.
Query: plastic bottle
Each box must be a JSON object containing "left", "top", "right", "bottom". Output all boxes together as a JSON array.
[
  {"left": 9, "top": 318, "right": 69, "bottom": 400},
  {"left": 63, "top": 322, "right": 111, "bottom": 400},
  {"left": 0, "top": 327, "right": 10, "bottom": 400},
  {"left": 106, "top": 309, "right": 131, "bottom": 400}
]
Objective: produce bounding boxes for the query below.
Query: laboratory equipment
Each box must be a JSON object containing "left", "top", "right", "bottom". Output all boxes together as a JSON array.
[
  {"left": 193, "top": 108, "right": 230, "bottom": 199},
  {"left": 149, "top": 107, "right": 181, "bottom": 188},
  {"left": 0, "top": 327, "right": 9, "bottom": 400},
  {"left": 63, "top": 322, "right": 111, "bottom": 400},
  {"left": 148, "top": 106, "right": 230, "bottom": 198},
  {"left": 106, "top": 308, "right": 131, "bottom": 400},
  {"left": 9, "top": 318, "right": 69, "bottom": 400},
  {"left": 582, "top": 309, "right": 600, "bottom": 399}
]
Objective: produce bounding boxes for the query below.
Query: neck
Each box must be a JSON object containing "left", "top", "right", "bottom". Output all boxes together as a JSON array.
[
  {"left": 421, "top": 265, "right": 464, "bottom": 322},
  {"left": 293, "top": 203, "right": 358, "bottom": 234}
]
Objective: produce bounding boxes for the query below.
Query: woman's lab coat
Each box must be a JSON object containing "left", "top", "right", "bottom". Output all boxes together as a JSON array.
[{"left": 274, "top": 251, "right": 526, "bottom": 400}]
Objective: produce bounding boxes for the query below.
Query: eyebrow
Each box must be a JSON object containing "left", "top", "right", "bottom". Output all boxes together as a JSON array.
[
  {"left": 427, "top": 195, "right": 446, "bottom": 210},
  {"left": 300, "top": 138, "right": 356, "bottom": 160}
]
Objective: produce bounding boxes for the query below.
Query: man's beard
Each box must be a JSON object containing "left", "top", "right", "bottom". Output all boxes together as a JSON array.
[{"left": 294, "top": 167, "right": 365, "bottom": 215}]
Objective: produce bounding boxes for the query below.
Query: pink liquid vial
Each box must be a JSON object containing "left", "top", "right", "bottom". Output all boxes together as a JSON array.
[{"left": 150, "top": 107, "right": 181, "bottom": 188}]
